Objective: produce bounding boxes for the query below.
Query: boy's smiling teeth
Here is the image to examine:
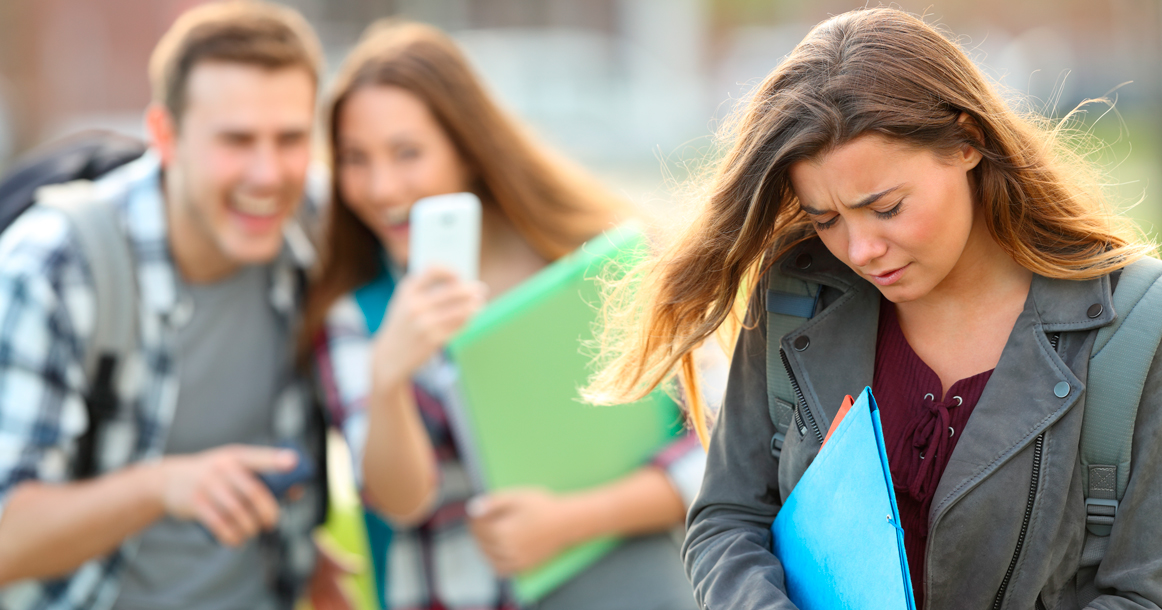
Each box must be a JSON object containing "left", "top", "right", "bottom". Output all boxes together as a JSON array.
[{"left": 233, "top": 193, "right": 279, "bottom": 217}]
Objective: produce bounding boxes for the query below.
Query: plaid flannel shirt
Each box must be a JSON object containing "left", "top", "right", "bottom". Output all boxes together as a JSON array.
[
  {"left": 315, "top": 292, "right": 706, "bottom": 610},
  {"left": 0, "top": 153, "right": 324, "bottom": 610}
]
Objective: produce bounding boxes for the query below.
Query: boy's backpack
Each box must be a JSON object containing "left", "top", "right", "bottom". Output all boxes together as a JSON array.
[
  {"left": 0, "top": 131, "right": 146, "bottom": 478},
  {"left": 0, "top": 130, "right": 146, "bottom": 232},
  {"left": 763, "top": 256, "right": 1162, "bottom": 566}
]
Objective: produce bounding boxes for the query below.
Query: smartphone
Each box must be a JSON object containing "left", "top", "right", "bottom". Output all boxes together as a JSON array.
[
  {"left": 199, "top": 441, "right": 315, "bottom": 543},
  {"left": 258, "top": 441, "right": 316, "bottom": 499},
  {"left": 407, "top": 192, "right": 482, "bottom": 281}
]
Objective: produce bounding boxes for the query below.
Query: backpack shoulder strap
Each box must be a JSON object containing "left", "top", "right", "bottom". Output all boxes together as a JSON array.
[
  {"left": 1082, "top": 256, "right": 1162, "bottom": 538},
  {"left": 36, "top": 180, "right": 138, "bottom": 478},
  {"left": 765, "top": 268, "right": 821, "bottom": 458}
]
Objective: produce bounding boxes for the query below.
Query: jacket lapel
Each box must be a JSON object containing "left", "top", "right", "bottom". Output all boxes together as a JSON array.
[
  {"left": 929, "top": 273, "right": 1113, "bottom": 522},
  {"left": 778, "top": 241, "right": 881, "bottom": 435}
]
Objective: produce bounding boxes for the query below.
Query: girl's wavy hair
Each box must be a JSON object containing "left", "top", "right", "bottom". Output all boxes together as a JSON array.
[
  {"left": 584, "top": 7, "right": 1153, "bottom": 446},
  {"left": 300, "top": 20, "right": 625, "bottom": 359}
]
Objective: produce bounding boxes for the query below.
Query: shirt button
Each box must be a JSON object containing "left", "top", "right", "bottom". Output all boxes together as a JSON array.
[
  {"left": 793, "top": 335, "right": 810, "bottom": 351},
  {"left": 795, "top": 253, "right": 813, "bottom": 270},
  {"left": 1087, "top": 303, "right": 1103, "bottom": 318},
  {"left": 1054, "top": 381, "right": 1071, "bottom": 398}
]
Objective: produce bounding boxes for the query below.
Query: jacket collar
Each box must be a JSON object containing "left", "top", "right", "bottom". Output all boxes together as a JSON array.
[
  {"left": 929, "top": 271, "right": 1112, "bottom": 522},
  {"left": 778, "top": 238, "right": 861, "bottom": 292},
  {"left": 100, "top": 152, "right": 315, "bottom": 322},
  {"left": 779, "top": 238, "right": 1115, "bottom": 333},
  {"left": 775, "top": 239, "right": 1114, "bottom": 521}
]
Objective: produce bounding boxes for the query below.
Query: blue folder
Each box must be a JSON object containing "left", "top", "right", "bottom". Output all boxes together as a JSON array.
[{"left": 770, "top": 387, "right": 916, "bottom": 610}]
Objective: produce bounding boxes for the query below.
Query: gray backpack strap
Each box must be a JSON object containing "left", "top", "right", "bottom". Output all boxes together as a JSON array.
[
  {"left": 1080, "top": 256, "right": 1162, "bottom": 561},
  {"left": 37, "top": 181, "right": 138, "bottom": 477},
  {"left": 765, "top": 269, "right": 820, "bottom": 458}
]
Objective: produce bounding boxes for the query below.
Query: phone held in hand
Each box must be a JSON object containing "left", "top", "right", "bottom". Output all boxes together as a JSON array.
[
  {"left": 199, "top": 441, "right": 315, "bottom": 543},
  {"left": 407, "top": 192, "right": 482, "bottom": 281},
  {"left": 260, "top": 441, "right": 315, "bottom": 499}
]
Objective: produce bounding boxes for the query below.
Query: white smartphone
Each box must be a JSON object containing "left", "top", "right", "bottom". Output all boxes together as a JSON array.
[{"left": 407, "top": 192, "right": 482, "bottom": 281}]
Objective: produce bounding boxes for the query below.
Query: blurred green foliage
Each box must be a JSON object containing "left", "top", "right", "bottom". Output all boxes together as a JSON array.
[{"left": 1080, "top": 108, "right": 1162, "bottom": 241}]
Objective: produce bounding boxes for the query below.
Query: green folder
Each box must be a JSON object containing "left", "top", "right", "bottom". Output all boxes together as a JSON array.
[{"left": 445, "top": 224, "right": 684, "bottom": 603}]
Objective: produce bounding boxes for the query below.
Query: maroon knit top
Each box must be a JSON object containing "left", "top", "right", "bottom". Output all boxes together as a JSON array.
[{"left": 873, "top": 300, "right": 993, "bottom": 610}]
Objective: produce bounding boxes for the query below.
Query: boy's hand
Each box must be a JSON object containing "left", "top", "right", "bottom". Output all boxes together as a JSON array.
[{"left": 159, "top": 444, "right": 297, "bottom": 546}]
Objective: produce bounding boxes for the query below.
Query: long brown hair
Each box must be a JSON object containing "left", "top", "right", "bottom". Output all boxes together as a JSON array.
[
  {"left": 302, "top": 20, "right": 626, "bottom": 355},
  {"left": 584, "top": 7, "right": 1154, "bottom": 446}
]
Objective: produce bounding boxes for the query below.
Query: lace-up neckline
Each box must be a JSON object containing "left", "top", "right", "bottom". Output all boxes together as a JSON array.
[{"left": 872, "top": 299, "right": 994, "bottom": 608}]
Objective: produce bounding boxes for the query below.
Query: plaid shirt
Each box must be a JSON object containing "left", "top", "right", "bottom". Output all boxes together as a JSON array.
[
  {"left": 315, "top": 292, "right": 706, "bottom": 610},
  {"left": 0, "top": 154, "right": 324, "bottom": 610}
]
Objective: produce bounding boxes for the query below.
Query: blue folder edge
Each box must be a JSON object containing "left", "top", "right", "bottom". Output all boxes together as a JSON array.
[
  {"left": 771, "top": 386, "right": 916, "bottom": 610},
  {"left": 866, "top": 388, "right": 917, "bottom": 610}
]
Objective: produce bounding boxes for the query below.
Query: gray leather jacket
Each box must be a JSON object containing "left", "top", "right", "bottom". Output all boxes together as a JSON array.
[{"left": 683, "top": 239, "right": 1162, "bottom": 610}]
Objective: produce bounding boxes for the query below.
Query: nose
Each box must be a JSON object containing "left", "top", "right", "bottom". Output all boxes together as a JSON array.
[
  {"left": 247, "top": 141, "right": 281, "bottom": 189},
  {"left": 368, "top": 162, "right": 404, "bottom": 209},
  {"left": 846, "top": 220, "right": 888, "bottom": 268}
]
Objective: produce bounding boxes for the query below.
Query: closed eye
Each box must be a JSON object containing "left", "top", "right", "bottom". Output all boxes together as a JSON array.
[
  {"left": 874, "top": 200, "right": 904, "bottom": 220},
  {"left": 813, "top": 215, "right": 839, "bottom": 230}
]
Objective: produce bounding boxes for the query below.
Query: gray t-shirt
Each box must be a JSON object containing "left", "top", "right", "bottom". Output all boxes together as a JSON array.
[{"left": 114, "top": 264, "right": 291, "bottom": 610}]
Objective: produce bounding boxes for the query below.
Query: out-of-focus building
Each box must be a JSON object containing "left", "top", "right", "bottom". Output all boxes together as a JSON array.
[{"left": 1, "top": 0, "right": 1160, "bottom": 220}]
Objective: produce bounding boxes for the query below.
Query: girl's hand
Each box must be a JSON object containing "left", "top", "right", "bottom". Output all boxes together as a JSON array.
[
  {"left": 371, "top": 265, "right": 486, "bottom": 392},
  {"left": 467, "top": 488, "right": 577, "bottom": 575},
  {"left": 306, "top": 539, "right": 358, "bottom": 610}
]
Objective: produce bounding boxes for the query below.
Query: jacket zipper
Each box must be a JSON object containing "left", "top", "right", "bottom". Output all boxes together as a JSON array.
[
  {"left": 792, "top": 403, "right": 806, "bottom": 438},
  {"left": 991, "top": 333, "right": 1057, "bottom": 610},
  {"left": 780, "top": 347, "right": 824, "bottom": 445},
  {"left": 991, "top": 432, "right": 1043, "bottom": 609}
]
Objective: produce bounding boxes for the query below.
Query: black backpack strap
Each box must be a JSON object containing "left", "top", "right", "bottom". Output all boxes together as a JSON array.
[
  {"left": 310, "top": 394, "right": 331, "bottom": 526},
  {"left": 0, "top": 130, "right": 144, "bottom": 232},
  {"left": 37, "top": 181, "right": 138, "bottom": 479},
  {"left": 765, "top": 269, "right": 820, "bottom": 458},
  {"left": 296, "top": 264, "right": 331, "bottom": 526}
]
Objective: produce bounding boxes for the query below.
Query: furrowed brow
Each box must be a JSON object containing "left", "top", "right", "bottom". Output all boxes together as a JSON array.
[
  {"left": 798, "top": 185, "right": 901, "bottom": 216},
  {"left": 849, "top": 186, "right": 901, "bottom": 209}
]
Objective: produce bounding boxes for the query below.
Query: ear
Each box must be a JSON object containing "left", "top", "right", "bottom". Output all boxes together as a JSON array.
[
  {"left": 955, "top": 112, "right": 984, "bottom": 170},
  {"left": 145, "top": 103, "right": 179, "bottom": 168}
]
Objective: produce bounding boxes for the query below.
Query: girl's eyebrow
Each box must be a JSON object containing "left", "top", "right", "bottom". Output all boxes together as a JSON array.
[
  {"left": 388, "top": 132, "right": 422, "bottom": 146},
  {"left": 800, "top": 185, "right": 901, "bottom": 215}
]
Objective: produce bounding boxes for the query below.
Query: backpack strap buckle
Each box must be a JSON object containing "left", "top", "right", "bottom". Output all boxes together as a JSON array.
[
  {"left": 1085, "top": 497, "right": 1118, "bottom": 528},
  {"left": 768, "top": 398, "right": 795, "bottom": 459},
  {"left": 770, "top": 430, "right": 786, "bottom": 459}
]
